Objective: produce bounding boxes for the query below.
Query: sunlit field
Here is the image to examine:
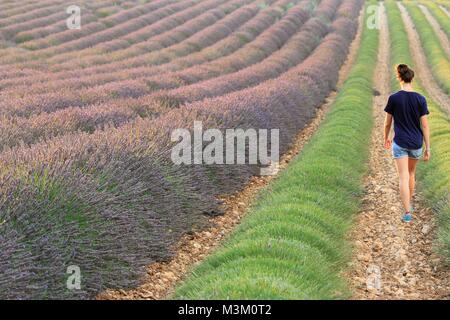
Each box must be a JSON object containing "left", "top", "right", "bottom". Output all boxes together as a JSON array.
[{"left": 0, "top": 0, "right": 448, "bottom": 301}]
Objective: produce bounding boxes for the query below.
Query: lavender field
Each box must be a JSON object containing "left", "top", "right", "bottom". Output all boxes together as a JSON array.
[{"left": 1, "top": 0, "right": 448, "bottom": 301}]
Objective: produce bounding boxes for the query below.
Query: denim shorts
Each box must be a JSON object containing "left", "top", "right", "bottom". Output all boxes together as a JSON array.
[{"left": 392, "top": 141, "right": 422, "bottom": 159}]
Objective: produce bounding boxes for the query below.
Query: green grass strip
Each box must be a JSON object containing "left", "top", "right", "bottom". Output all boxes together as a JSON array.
[
  {"left": 436, "top": 1, "right": 450, "bottom": 11},
  {"left": 386, "top": 0, "right": 450, "bottom": 262},
  {"left": 172, "top": 2, "right": 379, "bottom": 299},
  {"left": 419, "top": 0, "right": 450, "bottom": 40},
  {"left": 404, "top": 1, "right": 450, "bottom": 94}
]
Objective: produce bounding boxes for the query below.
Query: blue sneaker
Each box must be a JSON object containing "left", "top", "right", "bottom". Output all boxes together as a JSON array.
[{"left": 402, "top": 212, "right": 412, "bottom": 223}]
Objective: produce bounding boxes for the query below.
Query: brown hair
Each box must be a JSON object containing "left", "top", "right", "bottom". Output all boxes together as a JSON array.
[{"left": 397, "top": 64, "right": 414, "bottom": 83}]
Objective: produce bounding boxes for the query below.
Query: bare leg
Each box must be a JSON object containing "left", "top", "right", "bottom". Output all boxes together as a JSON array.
[
  {"left": 408, "top": 158, "right": 419, "bottom": 203},
  {"left": 395, "top": 157, "right": 410, "bottom": 212}
]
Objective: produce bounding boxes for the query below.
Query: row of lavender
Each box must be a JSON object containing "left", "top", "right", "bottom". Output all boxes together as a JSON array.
[
  {"left": 0, "top": 0, "right": 262, "bottom": 90},
  {"left": 0, "top": 0, "right": 306, "bottom": 149},
  {"left": 0, "top": 0, "right": 262, "bottom": 87},
  {"left": 0, "top": 0, "right": 177, "bottom": 50},
  {"left": 0, "top": 0, "right": 304, "bottom": 97},
  {"left": 46, "top": 0, "right": 238, "bottom": 64},
  {"left": 18, "top": 1, "right": 174, "bottom": 49},
  {"left": 0, "top": 0, "right": 362, "bottom": 299},
  {"left": 1, "top": 1, "right": 145, "bottom": 46},
  {"left": 0, "top": 0, "right": 230, "bottom": 64}
]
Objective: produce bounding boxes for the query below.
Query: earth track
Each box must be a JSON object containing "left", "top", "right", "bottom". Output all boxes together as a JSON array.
[
  {"left": 418, "top": 4, "right": 450, "bottom": 58},
  {"left": 348, "top": 3, "right": 450, "bottom": 300},
  {"left": 439, "top": 5, "right": 450, "bottom": 19},
  {"left": 398, "top": 2, "right": 450, "bottom": 115}
]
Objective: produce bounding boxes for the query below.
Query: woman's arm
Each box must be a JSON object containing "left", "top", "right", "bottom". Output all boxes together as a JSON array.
[
  {"left": 384, "top": 113, "right": 393, "bottom": 149},
  {"left": 421, "top": 115, "right": 431, "bottom": 161}
]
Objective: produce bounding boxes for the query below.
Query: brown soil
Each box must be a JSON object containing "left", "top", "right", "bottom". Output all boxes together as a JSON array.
[
  {"left": 347, "top": 3, "right": 450, "bottom": 300},
  {"left": 418, "top": 4, "right": 450, "bottom": 57},
  {"left": 96, "top": 7, "right": 366, "bottom": 300},
  {"left": 398, "top": 2, "right": 450, "bottom": 115}
]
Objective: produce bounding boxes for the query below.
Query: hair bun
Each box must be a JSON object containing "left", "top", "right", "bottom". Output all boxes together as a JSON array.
[
  {"left": 397, "top": 64, "right": 409, "bottom": 74},
  {"left": 396, "top": 64, "right": 414, "bottom": 83}
]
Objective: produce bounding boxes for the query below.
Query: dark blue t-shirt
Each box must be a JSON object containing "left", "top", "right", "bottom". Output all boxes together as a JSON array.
[{"left": 384, "top": 90, "right": 429, "bottom": 149}]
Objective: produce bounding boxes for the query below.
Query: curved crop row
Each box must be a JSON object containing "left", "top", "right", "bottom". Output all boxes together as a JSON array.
[
  {"left": 0, "top": 79, "right": 150, "bottom": 118},
  {"left": 0, "top": 0, "right": 362, "bottom": 299},
  {"left": 3, "top": 11, "right": 67, "bottom": 42},
  {"left": 10, "top": 0, "right": 151, "bottom": 50},
  {"left": 51, "top": 0, "right": 261, "bottom": 67},
  {"left": 83, "top": 2, "right": 307, "bottom": 72},
  {"left": 96, "top": 0, "right": 175, "bottom": 27},
  {"left": 0, "top": 0, "right": 309, "bottom": 118},
  {"left": 32, "top": 0, "right": 202, "bottom": 57},
  {"left": 0, "top": 0, "right": 67, "bottom": 18},
  {"left": 16, "top": 11, "right": 99, "bottom": 45},
  {"left": 0, "top": 1, "right": 319, "bottom": 150},
  {"left": 175, "top": 0, "right": 376, "bottom": 300},
  {"left": 0, "top": 0, "right": 66, "bottom": 27},
  {"left": 0, "top": 1, "right": 36, "bottom": 15},
  {"left": 0, "top": 0, "right": 250, "bottom": 77},
  {"left": 0, "top": 0, "right": 290, "bottom": 91},
  {"left": 404, "top": 2, "right": 450, "bottom": 94},
  {"left": 48, "top": 0, "right": 255, "bottom": 67},
  {"left": 386, "top": 0, "right": 450, "bottom": 262},
  {"left": 0, "top": 65, "right": 39, "bottom": 81},
  {"left": 0, "top": 0, "right": 178, "bottom": 60},
  {"left": 48, "top": 0, "right": 236, "bottom": 65},
  {"left": 0, "top": 0, "right": 284, "bottom": 90},
  {"left": 420, "top": 0, "right": 450, "bottom": 40},
  {"left": 53, "top": 0, "right": 309, "bottom": 90},
  {"left": 77, "top": 0, "right": 310, "bottom": 80},
  {"left": 150, "top": 16, "right": 332, "bottom": 103},
  {"left": 0, "top": 0, "right": 320, "bottom": 150},
  {"left": 0, "top": 95, "right": 168, "bottom": 151},
  {"left": 146, "top": 1, "right": 326, "bottom": 91}
]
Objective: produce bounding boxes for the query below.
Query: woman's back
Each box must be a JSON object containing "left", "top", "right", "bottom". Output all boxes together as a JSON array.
[
  {"left": 384, "top": 90, "right": 429, "bottom": 149},
  {"left": 383, "top": 63, "right": 431, "bottom": 223}
]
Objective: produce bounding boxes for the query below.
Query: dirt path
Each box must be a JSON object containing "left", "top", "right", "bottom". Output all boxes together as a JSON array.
[
  {"left": 439, "top": 5, "right": 450, "bottom": 19},
  {"left": 348, "top": 3, "right": 450, "bottom": 300},
  {"left": 96, "top": 7, "right": 366, "bottom": 301},
  {"left": 418, "top": 4, "right": 450, "bottom": 58},
  {"left": 398, "top": 2, "right": 450, "bottom": 116}
]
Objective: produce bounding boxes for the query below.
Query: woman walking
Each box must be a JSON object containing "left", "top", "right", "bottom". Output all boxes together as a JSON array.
[{"left": 383, "top": 64, "right": 430, "bottom": 223}]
